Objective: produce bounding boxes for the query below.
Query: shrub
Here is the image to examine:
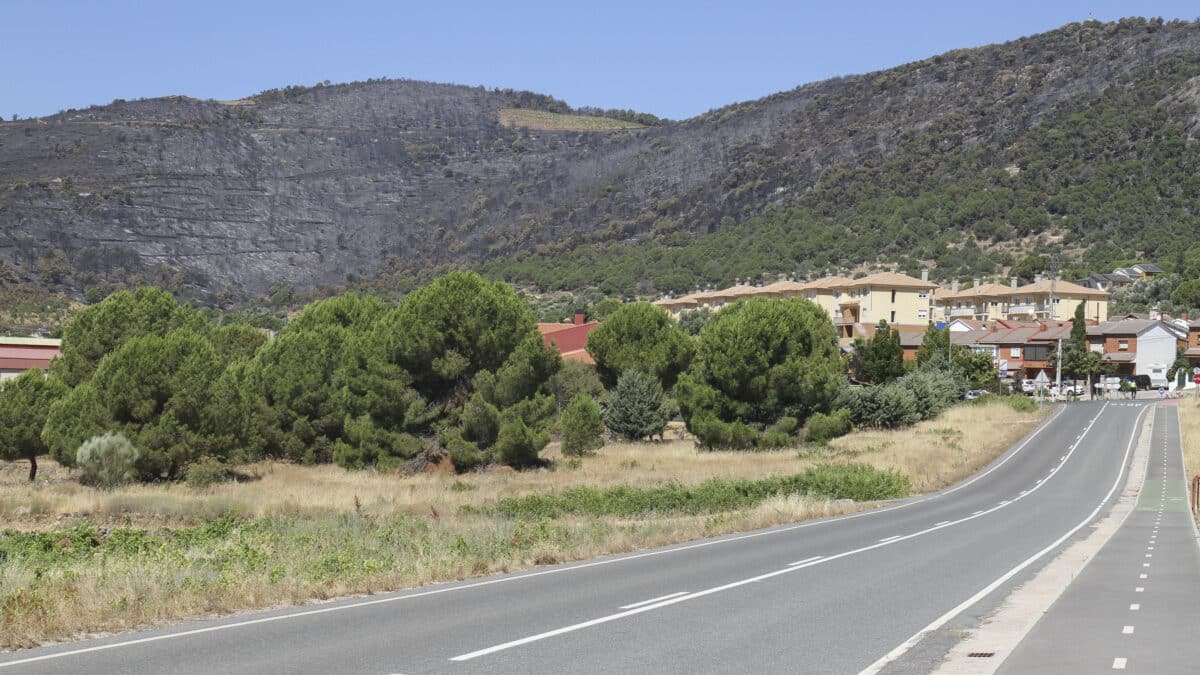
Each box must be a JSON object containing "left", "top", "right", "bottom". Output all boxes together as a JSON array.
[
  {"left": 493, "top": 418, "right": 548, "bottom": 468},
  {"left": 560, "top": 394, "right": 605, "bottom": 456},
  {"left": 185, "top": 456, "right": 229, "bottom": 489},
  {"left": 838, "top": 368, "right": 963, "bottom": 430},
  {"left": 76, "top": 432, "right": 139, "bottom": 488},
  {"left": 604, "top": 369, "right": 669, "bottom": 441},
  {"left": 806, "top": 409, "right": 853, "bottom": 444}
]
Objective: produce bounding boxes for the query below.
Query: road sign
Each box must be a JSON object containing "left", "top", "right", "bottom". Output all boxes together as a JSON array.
[
  {"left": 1193, "top": 367, "right": 1200, "bottom": 375},
  {"left": 1193, "top": 373, "right": 1200, "bottom": 385},
  {"left": 998, "top": 359, "right": 1008, "bottom": 378}
]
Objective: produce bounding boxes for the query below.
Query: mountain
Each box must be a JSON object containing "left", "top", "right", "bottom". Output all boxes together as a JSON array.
[{"left": 3, "top": 17, "right": 1200, "bottom": 302}]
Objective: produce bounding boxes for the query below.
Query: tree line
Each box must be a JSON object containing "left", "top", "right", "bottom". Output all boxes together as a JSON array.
[{"left": 1, "top": 276, "right": 984, "bottom": 483}]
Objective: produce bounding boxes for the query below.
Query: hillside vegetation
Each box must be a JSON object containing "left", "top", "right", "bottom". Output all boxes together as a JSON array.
[
  {"left": 498, "top": 108, "right": 645, "bottom": 131},
  {"left": 2, "top": 18, "right": 1199, "bottom": 301}
]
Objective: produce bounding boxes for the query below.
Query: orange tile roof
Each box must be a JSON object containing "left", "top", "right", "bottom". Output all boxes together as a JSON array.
[
  {"left": 1011, "top": 278, "right": 1110, "bottom": 298},
  {"left": 938, "top": 283, "right": 1014, "bottom": 301},
  {"left": 845, "top": 271, "right": 938, "bottom": 290}
]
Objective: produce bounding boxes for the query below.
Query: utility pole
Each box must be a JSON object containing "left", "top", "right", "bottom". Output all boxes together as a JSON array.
[
  {"left": 1048, "top": 252, "right": 1060, "bottom": 320},
  {"left": 1055, "top": 336, "right": 1063, "bottom": 399}
]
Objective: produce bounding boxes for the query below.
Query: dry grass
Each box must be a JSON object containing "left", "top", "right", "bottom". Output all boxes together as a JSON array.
[
  {"left": 1177, "top": 400, "right": 1200, "bottom": 521},
  {"left": 498, "top": 108, "right": 644, "bottom": 131},
  {"left": 0, "top": 400, "right": 1045, "bottom": 649}
]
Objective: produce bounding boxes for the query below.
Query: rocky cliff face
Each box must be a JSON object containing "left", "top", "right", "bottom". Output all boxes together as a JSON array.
[{"left": 3, "top": 18, "right": 1199, "bottom": 300}]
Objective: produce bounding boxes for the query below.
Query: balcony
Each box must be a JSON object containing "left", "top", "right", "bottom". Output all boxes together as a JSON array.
[
  {"left": 948, "top": 307, "right": 978, "bottom": 317},
  {"left": 1006, "top": 304, "right": 1047, "bottom": 316}
]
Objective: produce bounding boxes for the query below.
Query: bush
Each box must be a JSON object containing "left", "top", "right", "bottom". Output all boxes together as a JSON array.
[
  {"left": 970, "top": 394, "right": 1037, "bottom": 413},
  {"left": 561, "top": 394, "right": 605, "bottom": 456},
  {"left": 806, "top": 409, "right": 853, "bottom": 444},
  {"left": 185, "top": 456, "right": 230, "bottom": 489},
  {"left": 493, "top": 419, "right": 548, "bottom": 468},
  {"left": 604, "top": 369, "right": 669, "bottom": 441},
  {"left": 76, "top": 432, "right": 139, "bottom": 488},
  {"left": 837, "top": 368, "right": 963, "bottom": 430}
]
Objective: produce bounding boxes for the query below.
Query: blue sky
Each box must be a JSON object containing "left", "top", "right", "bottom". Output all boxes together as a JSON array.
[{"left": 2, "top": 1, "right": 1198, "bottom": 120}]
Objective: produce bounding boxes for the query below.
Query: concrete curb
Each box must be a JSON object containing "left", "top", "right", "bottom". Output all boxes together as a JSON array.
[{"left": 932, "top": 403, "right": 1154, "bottom": 675}]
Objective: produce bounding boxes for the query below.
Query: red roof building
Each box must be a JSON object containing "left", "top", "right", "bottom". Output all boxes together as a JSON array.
[
  {"left": 538, "top": 313, "right": 600, "bottom": 365},
  {"left": 0, "top": 337, "right": 61, "bottom": 381}
]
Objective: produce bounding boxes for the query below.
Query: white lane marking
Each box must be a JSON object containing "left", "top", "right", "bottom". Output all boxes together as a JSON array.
[
  {"left": 1144, "top": 563, "right": 1151, "bottom": 567},
  {"left": 1130, "top": 604, "right": 1140, "bottom": 611},
  {"left": 1122, "top": 625, "right": 1135, "bottom": 634},
  {"left": 0, "top": 405, "right": 1080, "bottom": 671},
  {"left": 934, "top": 521, "right": 951, "bottom": 526},
  {"left": 879, "top": 535, "right": 902, "bottom": 543},
  {"left": 861, "top": 402, "right": 1141, "bottom": 675},
  {"left": 1135, "top": 587, "right": 1144, "bottom": 592},
  {"left": 1140, "top": 574, "right": 1147, "bottom": 579},
  {"left": 1113, "top": 657, "right": 1128, "bottom": 669},
  {"left": 452, "top": 406, "right": 1116, "bottom": 664},
  {"left": 1146, "top": 554, "right": 1152, "bottom": 558},
  {"left": 619, "top": 591, "right": 688, "bottom": 609},
  {"left": 789, "top": 556, "right": 824, "bottom": 566}
]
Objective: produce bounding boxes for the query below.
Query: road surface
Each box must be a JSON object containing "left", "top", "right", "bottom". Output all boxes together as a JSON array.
[{"left": 0, "top": 401, "right": 1171, "bottom": 674}]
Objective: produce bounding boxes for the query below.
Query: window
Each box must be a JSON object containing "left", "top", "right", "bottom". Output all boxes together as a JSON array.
[
  {"left": 891, "top": 290, "right": 897, "bottom": 303},
  {"left": 918, "top": 309, "right": 928, "bottom": 319},
  {"left": 1053, "top": 297, "right": 1061, "bottom": 304},
  {"left": 991, "top": 301, "right": 998, "bottom": 307},
  {"left": 1025, "top": 345, "right": 1051, "bottom": 361},
  {"left": 1118, "top": 340, "right": 1129, "bottom": 351},
  {"left": 890, "top": 310, "right": 896, "bottom": 323},
  {"left": 918, "top": 291, "right": 928, "bottom": 299},
  {"left": 1010, "top": 347, "right": 1021, "bottom": 358}
]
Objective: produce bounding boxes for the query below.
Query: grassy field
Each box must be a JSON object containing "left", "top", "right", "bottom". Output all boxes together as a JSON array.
[
  {"left": 498, "top": 108, "right": 644, "bottom": 131},
  {"left": 0, "top": 399, "right": 1046, "bottom": 649}
]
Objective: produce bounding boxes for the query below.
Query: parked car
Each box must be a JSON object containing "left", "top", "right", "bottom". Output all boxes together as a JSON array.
[
  {"left": 964, "top": 389, "right": 991, "bottom": 400},
  {"left": 1020, "top": 379, "right": 1037, "bottom": 394}
]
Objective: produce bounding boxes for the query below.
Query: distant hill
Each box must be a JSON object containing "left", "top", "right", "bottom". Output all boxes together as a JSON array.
[{"left": 3, "top": 17, "right": 1200, "bottom": 301}]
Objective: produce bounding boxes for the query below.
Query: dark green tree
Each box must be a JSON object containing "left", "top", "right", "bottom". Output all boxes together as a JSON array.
[
  {"left": 604, "top": 369, "right": 670, "bottom": 441},
  {"left": 853, "top": 321, "right": 905, "bottom": 384},
  {"left": 560, "top": 393, "right": 605, "bottom": 456},
  {"left": 1172, "top": 279, "right": 1200, "bottom": 311},
  {"left": 0, "top": 370, "right": 69, "bottom": 480},
  {"left": 53, "top": 287, "right": 208, "bottom": 387},
  {"left": 674, "top": 298, "right": 841, "bottom": 449},
  {"left": 586, "top": 302, "right": 694, "bottom": 388}
]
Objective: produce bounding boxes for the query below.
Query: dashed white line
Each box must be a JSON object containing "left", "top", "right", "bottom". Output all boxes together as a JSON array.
[
  {"left": 1122, "top": 625, "right": 1135, "bottom": 634},
  {"left": 1135, "top": 587, "right": 1144, "bottom": 593},
  {"left": 619, "top": 591, "right": 689, "bottom": 609},
  {"left": 1113, "top": 656, "right": 1128, "bottom": 669},
  {"left": 1130, "top": 604, "right": 1140, "bottom": 611},
  {"left": 1139, "top": 574, "right": 1147, "bottom": 579}
]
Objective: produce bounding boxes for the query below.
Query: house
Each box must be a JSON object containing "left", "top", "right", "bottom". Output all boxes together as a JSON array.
[
  {"left": 1086, "top": 319, "right": 1176, "bottom": 386},
  {"left": 1113, "top": 264, "right": 1164, "bottom": 281},
  {"left": 977, "top": 320, "right": 1074, "bottom": 382},
  {"left": 1002, "top": 275, "right": 1109, "bottom": 322},
  {"left": 1077, "top": 273, "right": 1136, "bottom": 292},
  {"left": 654, "top": 270, "right": 938, "bottom": 333},
  {"left": 538, "top": 313, "right": 600, "bottom": 364},
  {"left": 0, "top": 337, "right": 61, "bottom": 381},
  {"left": 937, "top": 279, "right": 1013, "bottom": 321}
]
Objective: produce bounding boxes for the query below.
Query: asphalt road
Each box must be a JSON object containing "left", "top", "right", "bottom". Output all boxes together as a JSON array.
[
  {"left": 999, "top": 401, "right": 1200, "bottom": 673},
  {"left": 0, "top": 401, "right": 1156, "bottom": 675}
]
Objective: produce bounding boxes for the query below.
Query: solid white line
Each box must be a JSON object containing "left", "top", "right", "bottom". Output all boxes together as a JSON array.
[
  {"left": 450, "top": 405, "right": 1110, "bottom": 663},
  {"left": 0, "top": 405, "right": 1076, "bottom": 671},
  {"left": 1122, "top": 625, "right": 1134, "bottom": 634},
  {"left": 1113, "top": 656, "right": 1128, "bottom": 669},
  {"left": 789, "top": 556, "right": 824, "bottom": 566},
  {"left": 860, "top": 402, "right": 1143, "bottom": 675},
  {"left": 934, "top": 521, "right": 951, "bottom": 527},
  {"left": 619, "top": 591, "right": 688, "bottom": 609},
  {"left": 879, "top": 535, "right": 902, "bottom": 543}
]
